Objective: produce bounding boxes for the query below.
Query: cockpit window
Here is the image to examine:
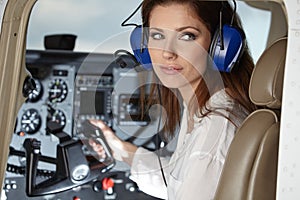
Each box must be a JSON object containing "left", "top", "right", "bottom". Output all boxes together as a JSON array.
[{"left": 26, "top": 0, "right": 271, "bottom": 63}]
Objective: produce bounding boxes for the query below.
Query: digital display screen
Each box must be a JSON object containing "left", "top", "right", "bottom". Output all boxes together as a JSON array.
[
  {"left": 80, "top": 90, "right": 105, "bottom": 115},
  {"left": 118, "top": 94, "right": 150, "bottom": 125}
]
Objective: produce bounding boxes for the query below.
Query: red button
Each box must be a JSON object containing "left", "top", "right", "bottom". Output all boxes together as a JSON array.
[{"left": 102, "top": 177, "right": 114, "bottom": 190}]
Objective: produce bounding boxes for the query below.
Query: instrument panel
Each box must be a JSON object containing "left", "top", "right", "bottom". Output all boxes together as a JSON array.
[
  {"left": 10, "top": 64, "right": 75, "bottom": 163},
  {"left": 4, "top": 50, "right": 162, "bottom": 200}
]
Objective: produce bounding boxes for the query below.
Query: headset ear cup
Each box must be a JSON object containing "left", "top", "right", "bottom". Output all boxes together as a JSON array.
[
  {"left": 209, "top": 25, "right": 245, "bottom": 72},
  {"left": 130, "top": 26, "right": 153, "bottom": 70}
]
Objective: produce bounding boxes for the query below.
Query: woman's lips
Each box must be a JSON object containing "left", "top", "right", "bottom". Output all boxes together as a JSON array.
[{"left": 160, "top": 65, "right": 183, "bottom": 75}]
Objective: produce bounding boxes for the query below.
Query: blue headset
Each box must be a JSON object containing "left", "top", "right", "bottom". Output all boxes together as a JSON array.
[
  {"left": 130, "top": 26, "right": 153, "bottom": 71},
  {"left": 208, "top": 24, "right": 245, "bottom": 72},
  {"left": 128, "top": 1, "right": 245, "bottom": 73}
]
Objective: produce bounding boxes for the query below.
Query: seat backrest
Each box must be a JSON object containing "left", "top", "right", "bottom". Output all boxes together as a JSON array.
[{"left": 214, "top": 37, "right": 287, "bottom": 200}]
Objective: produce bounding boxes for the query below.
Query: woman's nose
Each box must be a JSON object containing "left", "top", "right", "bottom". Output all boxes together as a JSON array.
[
  {"left": 162, "top": 50, "right": 177, "bottom": 60},
  {"left": 162, "top": 40, "right": 177, "bottom": 60}
]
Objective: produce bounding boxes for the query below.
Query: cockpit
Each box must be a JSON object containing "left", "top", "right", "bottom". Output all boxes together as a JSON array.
[{"left": 0, "top": 0, "right": 298, "bottom": 199}]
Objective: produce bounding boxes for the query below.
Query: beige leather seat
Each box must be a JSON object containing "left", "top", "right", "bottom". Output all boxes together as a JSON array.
[{"left": 214, "top": 37, "right": 287, "bottom": 200}]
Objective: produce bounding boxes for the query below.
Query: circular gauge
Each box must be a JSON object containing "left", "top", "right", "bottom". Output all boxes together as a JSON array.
[
  {"left": 28, "top": 79, "right": 43, "bottom": 102},
  {"left": 22, "top": 76, "right": 43, "bottom": 102},
  {"left": 47, "top": 109, "right": 66, "bottom": 129},
  {"left": 48, "top": 79, "right": 68, "bottom": 103},
  {"left": 20, "top": 108, "right": 42, "bottom": 134}
]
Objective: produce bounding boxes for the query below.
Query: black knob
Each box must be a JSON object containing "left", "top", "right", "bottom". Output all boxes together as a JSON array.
[{"left": 93, "top": 181, "right": 102, "bottom": 193}]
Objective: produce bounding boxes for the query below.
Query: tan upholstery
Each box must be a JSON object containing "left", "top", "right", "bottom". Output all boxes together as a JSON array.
[
  {"left": 214, "top": 38, "right": 287, "bottom": 200},
  {"left": 249, "top": 38, "right": 287, "bottom": 109}
]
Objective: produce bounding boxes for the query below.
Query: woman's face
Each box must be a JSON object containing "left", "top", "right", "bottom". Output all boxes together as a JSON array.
[{"left": 148, "top": 3, "right": 211, "bottom": 92}]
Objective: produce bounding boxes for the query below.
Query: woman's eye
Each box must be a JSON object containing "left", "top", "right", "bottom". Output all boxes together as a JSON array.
[
  {"left": 150, "top": 32, "right": 164, "bottom": 40},
  {"left": 179, "top": 33, "right": 196, "bottom": 41}
]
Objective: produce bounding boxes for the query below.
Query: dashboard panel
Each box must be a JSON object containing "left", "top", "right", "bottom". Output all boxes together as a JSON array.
[{"left": 4, "top": 49, "right": 162, "bottom": 200}]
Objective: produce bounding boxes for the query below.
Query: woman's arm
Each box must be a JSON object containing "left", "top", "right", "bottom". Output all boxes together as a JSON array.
[
  {"left": 89, "top": 119, "right": 169, "bottom": 199},
  {"left": 89, "top": 119, "right": 138, "bottom": 165}
]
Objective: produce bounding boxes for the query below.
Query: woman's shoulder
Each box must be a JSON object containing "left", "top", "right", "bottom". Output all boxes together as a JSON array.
[
  {"left": 187, "top": 90, "right": 251, "bottom": 161},
  {"left": 207, "top": 89, "right": 234, "bottom": 109},
  {"left": 203, "top": 89, "right": 249, "bottom": 126}
]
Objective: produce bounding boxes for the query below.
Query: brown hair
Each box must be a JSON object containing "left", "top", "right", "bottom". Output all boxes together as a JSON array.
[{"left": 141, "top": 0, "right": 256, "bottom": 138}]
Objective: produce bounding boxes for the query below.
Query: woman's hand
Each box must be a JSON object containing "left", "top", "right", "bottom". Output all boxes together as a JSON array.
[{"left": 88, "top": 119, "right": 138, "bottom": 165}]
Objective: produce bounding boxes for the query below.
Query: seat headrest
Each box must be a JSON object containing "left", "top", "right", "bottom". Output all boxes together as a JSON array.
[{"left": 249, "top": 37, "right": 287, "bottom": 109}]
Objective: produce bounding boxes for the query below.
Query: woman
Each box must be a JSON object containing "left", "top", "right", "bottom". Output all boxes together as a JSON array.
[{"left": 90, "top": 0, "right": 256, "bottom": 199}]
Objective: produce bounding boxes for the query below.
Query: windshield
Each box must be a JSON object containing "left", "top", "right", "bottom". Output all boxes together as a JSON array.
[{"left": 26, "top": 0, "right": 271, "bottom": 63}]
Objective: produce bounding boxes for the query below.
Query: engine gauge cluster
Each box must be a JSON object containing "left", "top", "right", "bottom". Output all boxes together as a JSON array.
[{"left": 12, "top": 65, "right": 75, "bottom": 138}]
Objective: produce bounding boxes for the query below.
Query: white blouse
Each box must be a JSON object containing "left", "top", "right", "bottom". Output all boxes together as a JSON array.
[{"left": 130, "top": 89, "right": 248, "bottom": 200}]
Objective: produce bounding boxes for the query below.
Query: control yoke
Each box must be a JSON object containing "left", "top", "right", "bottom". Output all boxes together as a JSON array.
[{"left": 23, "top": 121, "right": 115, "bottom": 197}]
